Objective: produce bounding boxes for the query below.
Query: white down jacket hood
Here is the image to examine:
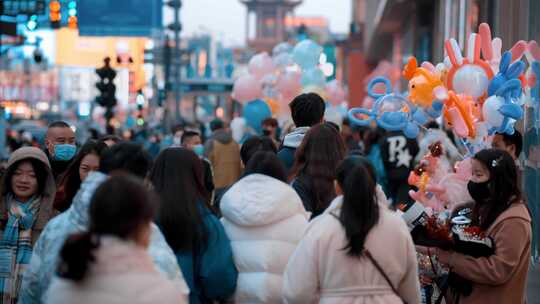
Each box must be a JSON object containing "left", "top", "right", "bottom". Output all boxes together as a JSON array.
[{"left": 221, "top": 174, "right": 309, "bottom": 303}]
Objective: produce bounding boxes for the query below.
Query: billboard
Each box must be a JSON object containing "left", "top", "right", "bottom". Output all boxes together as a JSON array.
[{"left": 78, "top": 0, "right": 162, "bottom": 37}]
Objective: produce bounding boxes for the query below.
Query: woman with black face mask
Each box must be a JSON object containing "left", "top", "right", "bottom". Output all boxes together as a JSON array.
[{"left": 425, "top": 149, "right": 531, "bottom": 304}]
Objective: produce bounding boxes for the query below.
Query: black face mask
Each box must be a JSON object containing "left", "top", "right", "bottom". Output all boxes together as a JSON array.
[
  {"left": 467, "top": 180, "right": 491, "bottom": 203},
  {"left": 262, "top": 129, "right": 272, "bottom": 136}
]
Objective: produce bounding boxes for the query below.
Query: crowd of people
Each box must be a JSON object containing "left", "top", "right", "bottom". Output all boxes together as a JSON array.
[{"left": 0, "top": 92, "right": 533, "bottom": 303}]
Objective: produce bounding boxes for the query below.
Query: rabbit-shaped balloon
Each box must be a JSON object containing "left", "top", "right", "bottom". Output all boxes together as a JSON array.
[
  {"left": 478, "top": 23, "right": 527, "bottom": 74},
  {"left": 488, "top": 51, "right": 526, "bottom": 96},
  {"left": 483, "top": 51, "right": 525, "bottom": 135}
]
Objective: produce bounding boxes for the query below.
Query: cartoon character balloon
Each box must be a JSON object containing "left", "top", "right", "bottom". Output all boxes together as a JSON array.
[
  {"left": 348, "top": 77, "right": 429, "bottom": 138},
  {"left": 443, "top": 91, "right": 479, "bottom": 138},
  {"left": 445, "top": 33, "right": 494, "bottom": 99},
  {"left": 483, "top": 79, "right": 524, "bottom": 135},
  {"left": 402, "top": 56, "right": 445, "bottom": 118},
  {"left": 483, "top": 51, "right": 525, "bottom": 135}
]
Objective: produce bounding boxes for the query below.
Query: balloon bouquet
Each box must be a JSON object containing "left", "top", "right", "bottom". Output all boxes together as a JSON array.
[
  {"left": 347, "top": 22, "right": 540, "bottom": 302},
  {"left": 232, "top": 39, "right": 349, "bottom": 136}
]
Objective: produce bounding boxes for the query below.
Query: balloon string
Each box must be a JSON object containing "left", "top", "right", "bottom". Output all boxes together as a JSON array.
[
  {"left": 418, "top": 123, "right": 429, "bottom": 133},
  {"left": 461, "top": 138, "right": 474, "bottom": 158}
]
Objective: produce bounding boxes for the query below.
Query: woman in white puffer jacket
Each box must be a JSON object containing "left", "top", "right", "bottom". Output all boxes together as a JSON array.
[{"left": 220, "top": 151, "right": 309, "bottom": 303}]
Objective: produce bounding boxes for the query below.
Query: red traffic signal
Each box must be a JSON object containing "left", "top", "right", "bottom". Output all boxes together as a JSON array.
[{"left": 49, "top": 1, "right": 61, "bottom": 28}]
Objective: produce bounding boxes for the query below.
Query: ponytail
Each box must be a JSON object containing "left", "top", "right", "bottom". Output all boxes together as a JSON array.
[
  {"left": 57, "top": 232, "right": 100, "bottom": 281},
  {"left": 338, "top": 164, "right": 380, "bottom": 257}
]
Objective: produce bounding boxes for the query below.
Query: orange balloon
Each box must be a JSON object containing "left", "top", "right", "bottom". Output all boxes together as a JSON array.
[
  {"left": 444, "top": 91, "right": 477, "bottom": 138},
  {"left": 403, "top": 57, "right": 444, "bottom": 109},
  {"left": 263, "top": 97, "right": 279, "bottom": 115}
]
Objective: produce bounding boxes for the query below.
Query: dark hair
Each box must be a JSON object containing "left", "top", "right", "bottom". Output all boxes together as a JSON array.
[
  {"left": 57, "top": 175, "right": 157, "bottom": 281},
  {"left": 55, "top": 140, "right": 108, "bottom": 212},
  {"left": 289, "top": 93, "right": 325, "bottom": 127},
  {"left": 48, "top": 121, "right": 71, "bottom": 129},
  {"left": 262, "top": 118, "right": 278, "bottom": 128},
  {"left": 99, "top": 135, "right": 122, "bottom": 145},
  {"left": 240, "top": 136, "right": 277, "bottom": 165},
  {"left": 425, "top": 121, "right": 440, "bottom": 129},
  {"left": 149, "top": 148, "right": 209, "bottom": 252},
  {"left": 291, "top": 123, "right": 347, "bottom": 212},
  {"left": 210, "top": 119, "right": 224, "bottom": 131},
  {"left": 363, "top": 127, "right": 385, "bottom": 155},
  {"left": 495, "top": 130, "right": 523, "bottom": 158},
  {"left": 2, "top": 158, "right": 48, "bottom": 198},
  {"left": 326, "top": 121, "right": 340, "bottom": 132},
  {"left": 244, "top": 151, "right": 287, "bottom": 182},
  {"left": 472, "top": 149, "right": 522, "bottom": 230},
  {"left": 336, "top": 156, "right": 377, "bottom": 185},
  {"left": 336, "top": 162, "right": 379, "bottom": 257},
  {"left": 181, "top": 130, "right": 201, "bottom": 145},
  {"left": 99, "top": 143, "right": 152, "bottom": 179}
]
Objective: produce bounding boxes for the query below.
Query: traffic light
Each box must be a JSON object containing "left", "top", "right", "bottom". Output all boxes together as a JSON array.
[
  {"left": 95, "top": 57, "right": 117, "bottom": 110},
  {"left": 49, "top": 1, "right": 61, "bottom": 29},
  {"left": 67, "top": 1, "right": 77, "bottom": 29}
]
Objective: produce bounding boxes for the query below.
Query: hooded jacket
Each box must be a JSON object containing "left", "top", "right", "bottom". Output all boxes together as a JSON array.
[
  {"left": 18, "top": 172, "right": 188, "bottom": 304},
  {"left": 220, "top": 174, "right": 309, "bottom": 303},
  {"left": 0, "top": 147, "right": 57, "bottom": 245},
  {"left": 44, "top": 236, "right": 188, "bottom": 304},
  {"left": 277, "top": 127, "right": 309, "bottom": 173},
  {"left": 283, "top": 196, "right": 421, "bottom": 304},
  {"left": 438, "top": 202, "right": 532, "bottom": 304},
  {"left": 204, "top": 129, "right": 242, "bottom": 189}
]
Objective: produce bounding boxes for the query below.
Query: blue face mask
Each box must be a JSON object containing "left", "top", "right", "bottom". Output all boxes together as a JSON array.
[
  {"left": 53, "top": 144, "right": 77, "bottom": 161},
  {"left": 193, "top": 144, "right": 204, "bottom": 157}
]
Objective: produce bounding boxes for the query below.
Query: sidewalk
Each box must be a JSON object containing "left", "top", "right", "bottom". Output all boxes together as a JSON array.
[{"left": 528, "top": 261, "right": 540, "bottom": 304}]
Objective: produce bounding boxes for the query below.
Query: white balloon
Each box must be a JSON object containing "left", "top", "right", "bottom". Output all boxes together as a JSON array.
[
  {"left": 452, "top": 64, "right": 489, "bottom": 99},
  {"left": 482, "top": 95, "right": 504, "bottom": 128}
]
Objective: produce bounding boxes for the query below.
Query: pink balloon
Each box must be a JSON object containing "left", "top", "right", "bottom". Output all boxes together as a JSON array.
[
  {"left": 248, "top": 52, "right": 275, "bottom": 80},
  {"left": 325, "top": 80, "right": 346, "bottom": 106},
  {"left": 232, "top": 74, "right": 262, "bottom": 103},
  {"left": 276, "top": 70, "right": 302, "bottom": 100}
]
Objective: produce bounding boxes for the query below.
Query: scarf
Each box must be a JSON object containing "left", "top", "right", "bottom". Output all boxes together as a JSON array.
[{"left": 0, "top": 194, "right": 40, "bottom": 303}]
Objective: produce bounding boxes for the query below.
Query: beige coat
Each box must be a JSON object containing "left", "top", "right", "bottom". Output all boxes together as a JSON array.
[
  {"left": 0, "top": 147, "right": 57, "bottom": 245},
  {"left": 283, "top": 196, "right": 421, "bottom": 304},
  {"left": 439, "top": 202, "right": 532, "bottom": 304}
]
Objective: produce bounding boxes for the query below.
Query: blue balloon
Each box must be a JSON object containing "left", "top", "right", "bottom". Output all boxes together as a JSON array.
[
  {"left": 301, "top": 67, "right": 326, "bottom": 87},
  {"left": 348, "top": 76, "right": 425, "bottom": 139},
  {"left": 243, "top": 99, "right": 272, "bottom": 134},
  {"left": 292, "top": 39, "right": 322, "bottom": 69}
]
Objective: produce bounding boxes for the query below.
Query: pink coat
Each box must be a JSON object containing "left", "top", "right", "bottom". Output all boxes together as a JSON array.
[
  {"left": 283, "top": 196, "right": 421, "bottom": 303},
  {"left": 45, "top": 236, "right": 189, "bottom": 304}
]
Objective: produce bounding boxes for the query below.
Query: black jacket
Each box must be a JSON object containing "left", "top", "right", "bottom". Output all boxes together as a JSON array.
[{"left": 379, "top": 131, "right": 419, "bottom": 181}]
